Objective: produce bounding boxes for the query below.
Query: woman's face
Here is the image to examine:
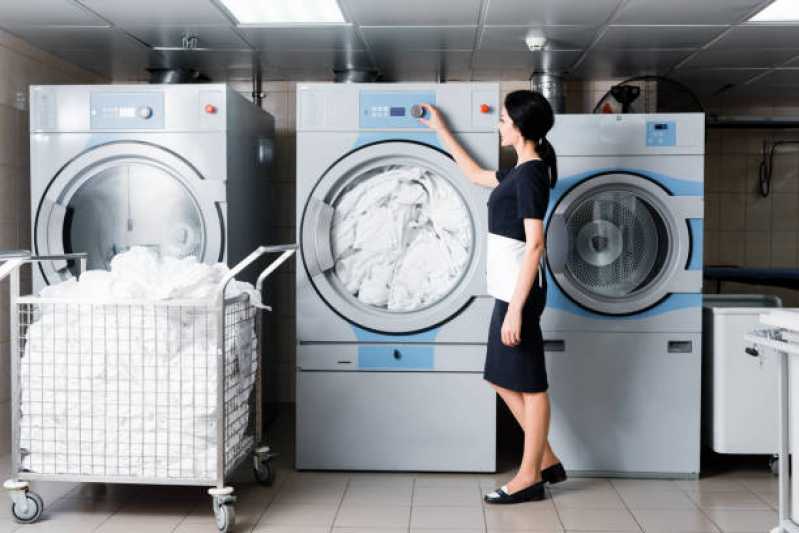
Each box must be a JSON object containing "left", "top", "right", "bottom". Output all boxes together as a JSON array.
[{"left": 498, "top": 106, "right": 521, "bottom": 147}]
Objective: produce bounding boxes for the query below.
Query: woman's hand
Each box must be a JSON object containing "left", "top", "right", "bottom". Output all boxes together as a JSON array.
[
  {"left": 418, "top": 103, "right": 448, "bottom": 132},
  {"left": 501, "top": 307, "right": 522, "bottom": 347}
]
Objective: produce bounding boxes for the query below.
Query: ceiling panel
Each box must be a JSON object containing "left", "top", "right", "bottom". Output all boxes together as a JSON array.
[
  {"left": 681, "top": 48, "right": 799, "bottom": 68},
  {"left": 710, "top": 25, "right": 799, "bottom": 49},
  {"left": 262, "top": 49, "right": 372, "bottom": 70},
  {"left": 372, "top": 50, "right": 473, "bottom": 81},
  {"left": 341, "top": 0, "right": 483, "bottom": 26},
  {"left": 159, "top": 49, "right": 257, "bottom": 70},
  {"left": 479, "top": 25, "right": 596, "bottom": 51},
  {"left": 669, "top": 68, "right": 766, "bottom": 95},
  {"left": 753, "top": 69, "right": 799, "bottom": 86},
  {"left": 472, "top": 50, "right": 582, "bottom": 73},
  {"left": 361, "top": 26, "right": 477, "bottom": 51},
  {"left": 613, "top": 0, "right": 767, "bottom": 25},
  {"left": 237, "top": 25, "right": 365, "bottom": 50},
  {"left": 77, "top": 0, "right": 231, "bottom": 26},
  {"left": 596, "top": 25, "right": 726, "bottom": 49},
  {"left": 571, "top": 49, "right": 692, "bottom": 79},
  {"left": 0, "top": 0, "right": 108, "bottom": 27},
  {"left": 7, "top": 26, "right": 148, "bottom": 51},
  {"left": 485, "top": 0, "right": 623, "bottom": 26},
  {"left": 123, "top": 25, "right": 250, "bottom": 49}
]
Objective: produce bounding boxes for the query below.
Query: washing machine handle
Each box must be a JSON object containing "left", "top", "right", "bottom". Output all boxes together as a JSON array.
[
  {"left": 546, "top": 213, "right": 568, "bottom": 274},
  {"left": 302, "top": 198, "right": 336, "bottom": 277}
]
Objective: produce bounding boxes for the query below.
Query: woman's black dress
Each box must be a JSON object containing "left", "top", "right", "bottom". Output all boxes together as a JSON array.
[{"left": 483, "top": 160, "right": 550, "bottom": 393}]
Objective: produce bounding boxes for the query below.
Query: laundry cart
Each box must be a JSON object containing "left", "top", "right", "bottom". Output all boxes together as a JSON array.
[
  {"left": 1, "top": 245, "right": 295, "bottom": 532},
  {"left": 745, "top": 310, "right": 799, "bottom": 533}
]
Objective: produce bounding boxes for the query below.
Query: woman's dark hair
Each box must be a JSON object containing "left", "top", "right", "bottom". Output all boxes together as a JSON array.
[{"left": 504, "top": 90, "right": 558, "bottom": 189}]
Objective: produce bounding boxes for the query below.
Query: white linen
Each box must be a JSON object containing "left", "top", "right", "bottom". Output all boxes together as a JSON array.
[
  {"left": 19, "top": 247, "right": 258, "bottom": 479},
  {"left": 331, "top": 165, "right": 473, "bottom": 312},
  {"left": 486, "top": 232, "right": 544, "bottom": 303}
]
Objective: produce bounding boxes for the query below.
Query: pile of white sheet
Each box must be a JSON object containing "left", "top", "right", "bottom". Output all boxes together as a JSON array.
[
  {"left": 331, "top": 165, "right": 473, "bottom": 311},
  {"left": 19, "top": 247, "right": 259, "bottom": 479}
]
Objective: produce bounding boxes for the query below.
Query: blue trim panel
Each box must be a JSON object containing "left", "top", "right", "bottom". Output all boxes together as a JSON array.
[
  {"left": 354, "top": 132, "right": 443, "bottom": 150},
  {"left": 688, "top": 219, "right": 703, "bottom": 271},
  {"left": 358, "top": 345, "right": 435, "bottom": 369}
]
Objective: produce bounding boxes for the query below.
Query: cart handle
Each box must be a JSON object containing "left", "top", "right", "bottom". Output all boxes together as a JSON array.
[
  {"left": 216, "top": 244, "right": 296, "bottom": 306},
  {"left": 0, "top": 251, "right": 89, "bottom": 283}
]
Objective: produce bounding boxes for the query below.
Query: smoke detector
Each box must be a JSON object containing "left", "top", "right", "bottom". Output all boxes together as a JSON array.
[{"left": 525, "top": 36, "right": 547, "bottom": 51}]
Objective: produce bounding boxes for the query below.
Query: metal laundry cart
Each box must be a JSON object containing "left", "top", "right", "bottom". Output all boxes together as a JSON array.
[
  {"left": 0, "top": 245, "right": 295, "bottom": 532},
  {"left": 745, "top": 310, "right": 799, "bottom": 533}
]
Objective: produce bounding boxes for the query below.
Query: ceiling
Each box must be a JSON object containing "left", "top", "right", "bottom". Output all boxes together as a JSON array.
[{"left": 0, "top": 0, "right": 797, "bottom": 102}]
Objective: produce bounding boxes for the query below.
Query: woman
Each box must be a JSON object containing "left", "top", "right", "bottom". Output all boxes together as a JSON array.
[{"left": 420, "top": 90, "right": 565, "bottom": 504}]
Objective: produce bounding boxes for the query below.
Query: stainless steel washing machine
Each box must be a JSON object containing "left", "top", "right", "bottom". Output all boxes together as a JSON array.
[{"left": 29, "top": 84, "right": 274, "bottom": 290}]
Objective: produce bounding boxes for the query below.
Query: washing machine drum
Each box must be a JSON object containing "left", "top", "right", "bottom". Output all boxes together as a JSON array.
[
  {"left": 547, "top": 174, "right": 685, "bottom": 315},
  {"left": 35, "top": 142, "right": 225, "bottom": 284},
  {"left": 566, "top": 191, "right": 666, "bottom": 298}
]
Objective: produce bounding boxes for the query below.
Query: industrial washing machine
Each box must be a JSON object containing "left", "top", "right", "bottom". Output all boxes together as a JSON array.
[
  {"left": 29, "top": 83, "right": 274, "bottom": 290},
  {"left": 544, "top": 113, "right": 705, "bottom": 477},
  {"left": 296, "top": 82, "right": 499, "bottom": 471}
]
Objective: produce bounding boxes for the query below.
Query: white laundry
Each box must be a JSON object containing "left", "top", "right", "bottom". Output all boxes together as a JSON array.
[
  {"left": 19, "top": 247, "right": 259, "bottom": 479},
  {"left": 331, "top": 165, "right": 472, "bottom": 312}
]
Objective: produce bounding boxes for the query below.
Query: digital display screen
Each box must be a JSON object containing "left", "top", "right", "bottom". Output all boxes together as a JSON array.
[
  {"left": 654, "top": 123, "right": 668, "bottom": 130},
  {"left": 390, "top": 107, "right": 405, "bottom": 117}
]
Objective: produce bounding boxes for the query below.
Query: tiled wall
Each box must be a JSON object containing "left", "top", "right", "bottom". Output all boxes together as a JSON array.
[{"left": 0, "top": 30, "right": 104, "bottom": 454}]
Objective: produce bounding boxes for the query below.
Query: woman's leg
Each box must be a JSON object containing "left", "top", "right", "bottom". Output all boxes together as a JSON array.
[
  {"left": 491, "top": 383, "right": 560, "bottom": 470},
  {"left": 503, "top": 391, "right": 551, "bottom": 493}
]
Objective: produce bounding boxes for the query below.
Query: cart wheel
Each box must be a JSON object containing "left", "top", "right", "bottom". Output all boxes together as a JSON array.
[
  {"left": 254, "top": 457, "right": 274, "bottom": 486},
  {"left": 11, "top": 491, "right": 43, "bottom": 524},
  {"left": 770, "top": 456, "right": 779, "bottom": 476},
  {"left": 214, "top": 502, "right": 235, "bottom": 532}
]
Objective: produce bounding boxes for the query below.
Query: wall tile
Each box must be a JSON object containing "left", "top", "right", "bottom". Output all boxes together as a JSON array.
[
  {"left": 718, "top": 231, "right": 745, "bottom": 266},
  {"left": 771, "top": 232, "right": 799, "bottom": 268},
  {"left": 772, "top": 193, "right": 799, "bottom": 230},
  {"left": 719, "top": 155, "right": 747, "bottom": 193},
  {"left": 704, "top": 193, "right": 720, "bottom": 231},
  {"left": 718, "top": 193, "right": 746, "bottom": 232},
  {"left": 744, "top": 231, "right": 772, "bottom": 267},
  {"left": 745, "top": 191, "right": 772, "bottom": 232}
]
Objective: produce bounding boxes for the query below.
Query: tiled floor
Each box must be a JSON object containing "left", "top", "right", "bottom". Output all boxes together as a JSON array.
[{"left": 0, "top": 412, "right": 781, "bottom": 533}]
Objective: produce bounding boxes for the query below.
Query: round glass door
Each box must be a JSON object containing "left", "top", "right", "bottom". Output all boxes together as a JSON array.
[
  {"left": 35, "top": 141, "right": 224, "bottom": 285},
  {"left": 65, "top": 162, "right": 205, "bottom": 275},
  {"left": 302, "top": 141, "right": 482, "bottom": 334},
  {"left": 547, "top": 173, "right": 682, "bottom": 315}
]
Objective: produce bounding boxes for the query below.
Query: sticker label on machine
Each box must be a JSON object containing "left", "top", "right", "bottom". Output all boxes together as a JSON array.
[
  {"left": 646, "top": 120, "right": 676, "bottom": 147},
  {"left": 359, "top": 90, "right": 435, "bottom": 129}
]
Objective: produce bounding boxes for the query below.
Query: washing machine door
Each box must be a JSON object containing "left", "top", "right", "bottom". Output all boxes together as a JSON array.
[
  {"left": 546, "top": 172, "right": 702, "bottom": 315},
  {"left": 301, "top": 141, "right": 483, "bottom": 334},
  {"left": 35, "top": 141, "right": 226, "bottom": 284}
]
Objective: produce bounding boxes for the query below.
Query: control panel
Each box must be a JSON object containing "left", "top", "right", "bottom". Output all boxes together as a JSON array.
[
  {"left": 646, "top": 120, "right": 677, "bottom": 147},
  {"left": 90, "top": 92, "right": 165, "bottom": 129},
  {"left": 359, "top": 90, "right": 436, "bottom": 129}
]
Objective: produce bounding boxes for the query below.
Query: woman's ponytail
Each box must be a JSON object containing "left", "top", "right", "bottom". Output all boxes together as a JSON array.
[{"left": 538, "top": 137, "right": 558, "bottom": 190}]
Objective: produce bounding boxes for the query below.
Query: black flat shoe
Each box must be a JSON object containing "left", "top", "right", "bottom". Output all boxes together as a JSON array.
[
  {"left": 484, "top": 481, "right": 546, "bottom": 504},
  {"left": 542, "top": 463, "right": 567, "bottom": 485}
]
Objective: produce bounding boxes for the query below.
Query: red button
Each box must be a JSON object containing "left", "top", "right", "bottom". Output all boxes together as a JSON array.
[
  {"left": 480, "top": 103, "right": 491, "bottom": 114},
  {"left": 204, "top": 104, "right": 217, "bottom": 114}
]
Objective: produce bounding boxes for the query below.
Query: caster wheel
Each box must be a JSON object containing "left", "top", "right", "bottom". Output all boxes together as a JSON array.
[
  {"left": 215, "top": 502, "right": 235, "bottom": 532},
  {"left": 11, "top": 491, "right": 43, "bottom": 524},
  {"left": 770, "top": 456, "right": 779, "bottom": 476},
  {"left": 254, "top": 458, "right": 274, "bottom": 486}
]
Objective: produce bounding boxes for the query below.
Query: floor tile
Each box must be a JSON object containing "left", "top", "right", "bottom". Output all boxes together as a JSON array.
[
  {"left": 674, "top": 478, "right": 747, "bottom": 493},
  {"left": 334, "top": 529, "right": 407, "bottom": 533},
  {"left": 632, "top": 509, "right": 720, "bottom": 532},
  {"left": 415, "top": 474, "right": 482, "bottom": 488},
  {"left": 689, "top": 491, "right": 771, "bottom": 510},
  {"left": 558, "top": 508, "right": 641, "bottom": 531},
  {"left": 411, "top": 505, "right": 485, "bottom": 529},
  {"left": 736, "top": 477, "right": 778, "bottom": 493},
  {"left": 333, "top": 504, "right": 410, "bottom": 529},
  {"left": 552, "top": 488, "right": 626, "bottom": 509},
  {"left": 273, "top": 483, "right": 346, "bottom": 505},
  {"left": 348, "top": 473, "right": 415, "bottom": 488},
  {"left": 342, "top": 483, "right": 413, "bottom": 506},
  {"left": 253, "top": 526, "right": 329, "bottom": 533},
  {"left": 701, "top": 509, "right": 778, "bottom": 533},
  {"left": 619, "top": 489, "right": 698, "bottom": 510},
  {"left": 412, "top": 485, "right": 483, "bottom": 507},
  {"left": 256, "top": 504, "right": 338, "bottom": 528},
  {"left": 550, "top": 478, "right": 615, "bottom": 493},
  {"left": 754, "top": 491, "right": 777, "bottom": 509},
  {"left": 484, "top": 503, "right": 562, "bottom": 530},
  {"left": 611, "top": 479, "right": 682, "bottom": 493}
]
